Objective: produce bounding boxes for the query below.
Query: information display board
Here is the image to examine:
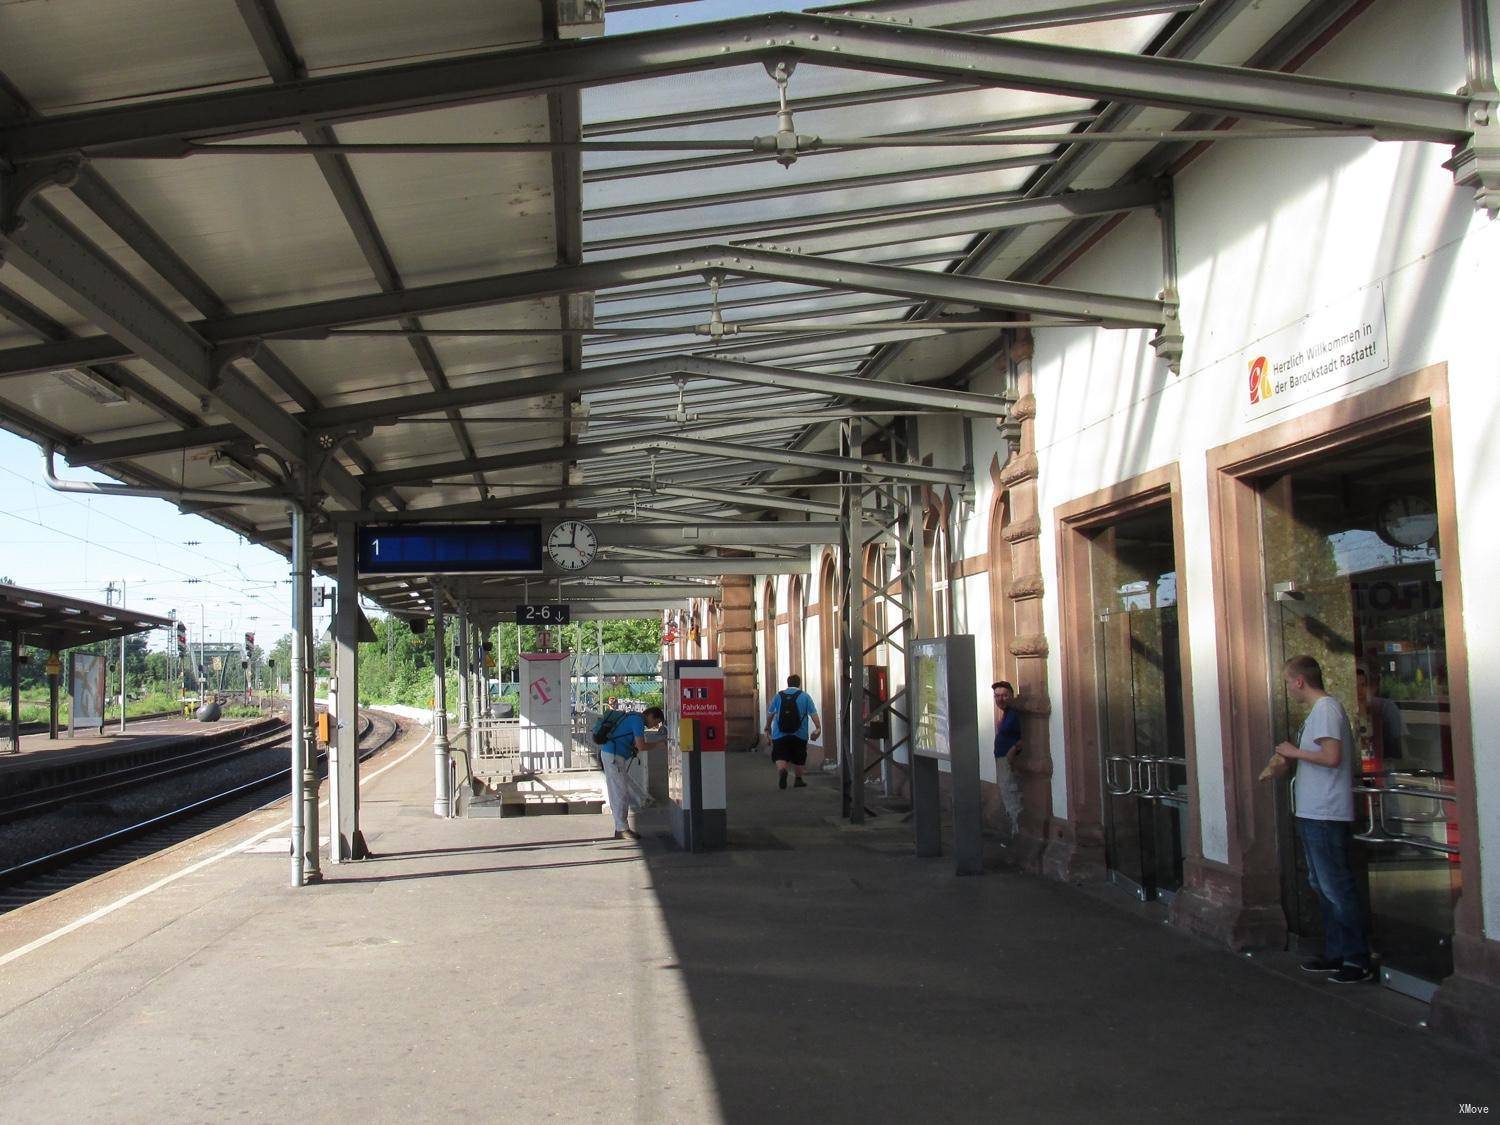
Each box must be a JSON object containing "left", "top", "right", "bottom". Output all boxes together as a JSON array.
[
  {"left": 909, "top": 636, "right": 982, "bottom": 875},
  {"left": 356, "top": 523, "right": 543, "bottom": 575}
]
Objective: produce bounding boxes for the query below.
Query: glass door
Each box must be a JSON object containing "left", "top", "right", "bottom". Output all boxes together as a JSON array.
[
  {"left": 1262, "top": 419, "right": 1459, "bottom": 998},
  {"left": 1091, "top": 506, "right": 1188, "bottom": 903}
]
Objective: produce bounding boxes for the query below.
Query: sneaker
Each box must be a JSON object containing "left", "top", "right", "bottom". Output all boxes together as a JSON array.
[
  {"left": 1329, "top": 963, "right": 1375, "bottom": 985},
  {"left": 1300, "top": 957, "right": 1342, "bottom": 974},
  {"left": 778, "top": 772, "right": 788, "bottom": 789},
  {"left": 621, "top": 828, "right": 642, "bottom": 841},
  {"left": 793, "top": 777, "right": 807, "bottom": 788},
  {"left": 611, "top": 830, "right": 624, "bottom": 840}
]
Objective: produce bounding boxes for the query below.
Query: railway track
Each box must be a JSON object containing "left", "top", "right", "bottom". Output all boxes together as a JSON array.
[
  {"left": 0, "top": 711, "right": 401, "bottom": 915},
  {"left": 0, "top": 720, "right": 293, "bottom": 823}
]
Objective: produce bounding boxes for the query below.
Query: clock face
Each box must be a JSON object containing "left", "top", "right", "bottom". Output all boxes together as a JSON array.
[
  {"left": 546, "top": 520, "right": 597, "bottom": 571},
  {"left": 1376, "top": 494, "right": 1437, "bottom": 549}
]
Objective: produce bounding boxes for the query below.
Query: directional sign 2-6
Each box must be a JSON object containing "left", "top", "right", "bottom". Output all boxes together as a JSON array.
[{"left": 516, "top": 603, "right": 570, "bottom": 625}]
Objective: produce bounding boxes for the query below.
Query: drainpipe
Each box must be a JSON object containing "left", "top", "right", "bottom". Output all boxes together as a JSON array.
[{"left": 42, "top": 442, "right": 289, "bottom": 508}]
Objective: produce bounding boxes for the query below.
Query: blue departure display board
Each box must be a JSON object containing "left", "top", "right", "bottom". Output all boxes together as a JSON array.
[{"left": 356, "top": 523, "right": 543, "bottom": 575}]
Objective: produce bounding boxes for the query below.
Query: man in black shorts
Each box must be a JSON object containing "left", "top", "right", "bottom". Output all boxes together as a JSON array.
[{"left": 765, "top": 674, "right": 821, "bottom": 789}]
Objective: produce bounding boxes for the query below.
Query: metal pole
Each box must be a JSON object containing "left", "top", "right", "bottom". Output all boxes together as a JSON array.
[
  {"left": 288, "top": 504, "right": 308, "bottom": 887},
  {"left": 48, "top": 652, "right": 59, "bottom": 740},
  {"left": 301, "top": 563, "right": 321, "bottom": 882},
  {"left": 8, "top": 625, "right": 20, "bottom": 754},
  {"left": 432, "top": 579, "right": 451, "bottom": 817},
  {"left": 118, "top": 579, "right": 127, "bottom": 734},
  {"left": 457, "top": 603, "right": 471, "bottom": 739},
  {"left": 333, "top": 523, "right": 365, "bottom": 860},
  {"left": 843, "top": 418, "right": 866, "bottom": 823}
]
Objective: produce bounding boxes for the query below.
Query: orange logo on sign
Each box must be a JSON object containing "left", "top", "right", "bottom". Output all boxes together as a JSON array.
[{"left": 1248, "top": 356, "right": 1273, "bottom": 404}]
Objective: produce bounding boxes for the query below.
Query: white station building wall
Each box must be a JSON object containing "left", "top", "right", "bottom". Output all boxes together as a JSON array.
[{"left": 936, "top": 1, "right": 1499, "bottom": 927}]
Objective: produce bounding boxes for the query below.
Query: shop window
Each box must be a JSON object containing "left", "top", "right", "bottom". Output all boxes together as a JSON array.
[{"left": 1260, "top": 418, "right": 1456, "bottom": 989}]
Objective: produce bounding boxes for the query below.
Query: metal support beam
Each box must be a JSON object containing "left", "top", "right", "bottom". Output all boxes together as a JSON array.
[
  {"left": 475, "top": 583, "right": 722, "bottom": 601},
  {"left": 748, "top": 180, "right": 1157, "bottom": 255},
  {"left": 895, "top": 420, "right": 938, "bottom": 857},
  {"left": 331, "top": 522, "right": 367, "bottom": 862},
  {"left": 466, "top": 599, "right": 695, "bottom": 615},
  {"left": 190, "top": 244, "right": 1164, "bottom": 340},
  {"left": 363, "top": 430, "right": 968, "bottom": 490},
  {"left": 648, "top": 483, "right": 839, "bottom": 517},
  {"left": 592, "top": 522, "right": 839, "bottom": 548},
  {"left": 0, "top": 195, "right": 362, "bottom": 509},
  {"left": 63, "top": 424, "right": 247, "bottom": 467},
  {"left": 288, "top": 502, "right": 310, "bottom": 886},
  {"left": 431, "top": 579, "right": 451, "bottom": 818},
  {"left": 4, "top": 13, "right": 1467, "bottom": 161},
  {"left": 9, "top": 347, "right": 1014, "bottom": 440},
  {"left": 839, "top": 417, "right": 865, "bottom": 823}
]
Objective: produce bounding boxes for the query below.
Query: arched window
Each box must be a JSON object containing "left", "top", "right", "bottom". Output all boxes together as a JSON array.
[
  {"left": 926, "top": 504, "right": 952, "bottom": 636},
  {"left": 788, "top": 575, "right": 806, "bottom": 677},
  {"left": 761, "top": 579, "right": 777, "bottom": 710},
  {"left": 818, "top": 551, "right": 839, "bottom": 759}
]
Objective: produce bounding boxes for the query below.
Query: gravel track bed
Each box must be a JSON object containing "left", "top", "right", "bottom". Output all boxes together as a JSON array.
[{"left": 0, "top": 743, "right": 291, "bottom": 870}]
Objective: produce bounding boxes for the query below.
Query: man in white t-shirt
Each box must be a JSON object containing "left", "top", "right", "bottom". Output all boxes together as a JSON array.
[{"left": 1273, "top": 654, "right": 1372, "bottom": 984}]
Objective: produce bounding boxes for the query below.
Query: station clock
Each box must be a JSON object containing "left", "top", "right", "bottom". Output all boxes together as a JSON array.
[{"left": 545, "top": 520, "right": 598, "bottom": 571}]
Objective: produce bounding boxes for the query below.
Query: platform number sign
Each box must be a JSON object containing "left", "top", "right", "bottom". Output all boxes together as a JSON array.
[{"left": 516, "top": 603, "right": 571, "bottom": 625}]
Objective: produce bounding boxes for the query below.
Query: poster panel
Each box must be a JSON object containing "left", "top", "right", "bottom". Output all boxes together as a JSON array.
[
  {"left": 71, "top": 651, "right": 106, "bottom": 731},
  {"left": 912, "top": 639, "right": 950, "bottom": 759}
]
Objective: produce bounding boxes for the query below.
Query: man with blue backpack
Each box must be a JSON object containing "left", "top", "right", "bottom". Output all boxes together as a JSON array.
[
  {"left": 593, "top": 705, "right": 664, "bottom": 840},
  {"left": 764, "top": 674, "right": 821, "bottom": 789}
]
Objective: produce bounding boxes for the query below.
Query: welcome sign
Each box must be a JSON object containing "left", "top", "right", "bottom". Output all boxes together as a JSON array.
[{"left": 1241, "top": 282, "right": 1390, "bottom": 421}]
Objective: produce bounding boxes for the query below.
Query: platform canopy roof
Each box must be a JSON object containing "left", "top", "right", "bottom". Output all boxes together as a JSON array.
[
  {"left": 0, "top": 0, "right": 1481, "bottom": 617},
  {"left": 0, "top": 583, "right": 174, "bottom": 651}
]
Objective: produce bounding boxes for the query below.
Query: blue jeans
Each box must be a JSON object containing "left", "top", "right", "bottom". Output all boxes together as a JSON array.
[{"left": 1297, "top": 817, "right": 1369, "bottom": 967}]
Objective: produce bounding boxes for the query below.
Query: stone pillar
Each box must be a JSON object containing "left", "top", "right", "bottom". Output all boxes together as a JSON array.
[
  {"left": 998, "top": 332, "right": 1056, "bottom": 876},
  {"left": 716, "top": 577, "right": 758, "bottom": 750}
]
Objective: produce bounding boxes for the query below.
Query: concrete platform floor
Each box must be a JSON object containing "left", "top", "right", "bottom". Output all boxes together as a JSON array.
[{"left": 1, "top": 725, "right": 1496, "bottom": 1124}]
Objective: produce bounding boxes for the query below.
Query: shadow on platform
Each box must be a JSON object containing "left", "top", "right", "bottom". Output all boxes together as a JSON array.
[{"left": 636, "top": 752, "right": 1500, "bottom": 1124}]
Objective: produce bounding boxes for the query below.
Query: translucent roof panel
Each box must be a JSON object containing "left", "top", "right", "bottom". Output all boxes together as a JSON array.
[{"left": 2, "top": 0, "right": 1328, "bottom": 612}]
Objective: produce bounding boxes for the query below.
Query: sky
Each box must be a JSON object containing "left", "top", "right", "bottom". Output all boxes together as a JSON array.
[{"left": 0, "top": 428, "right": 332, "bottom": 651}]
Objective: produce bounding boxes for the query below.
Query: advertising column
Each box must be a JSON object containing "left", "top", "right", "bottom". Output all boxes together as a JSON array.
[
  {"left": 519, "top": 651, "right": 573, "bottom": 771},
  {"left": 666, "top": 658, "right": 726, "bottom": 851}
]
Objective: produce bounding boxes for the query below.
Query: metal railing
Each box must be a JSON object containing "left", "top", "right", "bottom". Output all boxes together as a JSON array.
[
  {"left": 1104, "top": 754, "right": 1189, "bottom": 806},
  {"left": 1353, "top": 780, "right": 1459, "bottom": 856},
  {"left": 470, "top": 714, "right": 600, "bottom": 781}
]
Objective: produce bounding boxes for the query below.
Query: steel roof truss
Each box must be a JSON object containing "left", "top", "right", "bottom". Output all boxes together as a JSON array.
[{"left": 4, "top": 13, "right": 1467, "bottom": 162}]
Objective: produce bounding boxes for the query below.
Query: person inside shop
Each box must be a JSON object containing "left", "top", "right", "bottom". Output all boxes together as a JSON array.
[
  {"left": 1271, "top": 654, "right": 1373, "bottom": 985},
  {"left": 1355, "top": 664, "right": 1406, "bottom": 770}
]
